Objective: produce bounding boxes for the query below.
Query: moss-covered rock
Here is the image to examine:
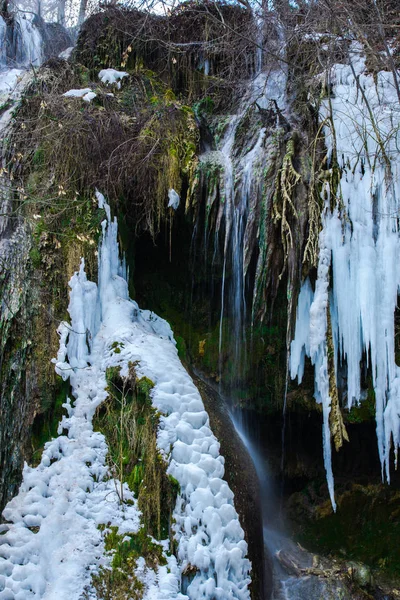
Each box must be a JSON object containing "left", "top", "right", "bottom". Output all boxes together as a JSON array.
[{"left": 94, "top": 364, "right": 179, "bottom": 541}]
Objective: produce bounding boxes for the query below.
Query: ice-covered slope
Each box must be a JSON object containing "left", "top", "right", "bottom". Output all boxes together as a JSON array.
[
  {"left": 291, "top": 42, "right": 400, "bottom": 508},
  {"left": 0, "top": 193, "right": 251, "bottom": 599}
]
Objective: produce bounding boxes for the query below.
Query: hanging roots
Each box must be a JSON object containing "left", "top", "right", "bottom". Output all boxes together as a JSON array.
[
  {"left": 273, "top": 138, "right": 300, "bottom": 278},
  {"left": 327, "top": 307, "right": 349, "bottom": 452},
  {"left": 303, "top": 154, "right": 326, "bottom": 268}
]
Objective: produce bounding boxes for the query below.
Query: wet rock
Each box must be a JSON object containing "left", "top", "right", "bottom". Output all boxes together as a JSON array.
[
  {"left": 348, "top": 562, "right": 374, "bottom": 589},
  {"left": 192, "top": 372, "right": 269, "bottom": 600}
]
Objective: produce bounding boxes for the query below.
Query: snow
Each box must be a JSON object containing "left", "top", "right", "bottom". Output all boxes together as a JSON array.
[
  {"left": 98, "top": 69, "right": 128, "bottom": 89},
  {"left": 168, "top": 188, "right": 180, "bottom": 210},
  {"left": 0, "top": 193, "right": 251, "bottom": 599},
  {"left": 58, "top": 47, "right": 74, "bottom": 60},
  {"left": 0, "top": 69, "right": 25, "bottom": 106},
  {"left": 63, "top": 88, "right": 97, "bottom": 102},
  {"left": 83, "top": 92, "right": 97, "bottom": 102},
  {"left": 291, "top": 42, "right": 400, "bottom": 502}
]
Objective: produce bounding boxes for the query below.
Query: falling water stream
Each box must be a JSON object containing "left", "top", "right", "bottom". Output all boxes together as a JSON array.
[{"left": 230, "top": 402, "right": 351, "bottom": 600}]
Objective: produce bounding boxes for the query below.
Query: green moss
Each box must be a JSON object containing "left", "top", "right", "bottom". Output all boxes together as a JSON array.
[
  {"left": 292, "top": 484, "right": 400, "bottom": 579},
  {"left": 32, "top": 146, "right": 45, "bottom": 166},
  {"left": 193, "top": 96, "right": 214, "bottom": 118},
  {"left": 94, "top": 368, "right": 178, "bottom": 541},
  {"left": 175, "top": 335, "right": 187, "bottom": 361},
  {"left": 136, "top": 376, "right": 154, "bottom": 401},
  {"left": 91, "top": 525, "right": 167, "bottom": 599},
  {"left": 345, "top": 387, "right": 375, "bottom": 424},
  {"left": 29, "top": 246, "right": 42, "bottom": 269},
  {"left": 31, "top": 377, "right": 70, "bottom": 464}
]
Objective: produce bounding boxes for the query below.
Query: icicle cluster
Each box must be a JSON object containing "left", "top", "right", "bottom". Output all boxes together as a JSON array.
[
  {"left": 291, "top": 42, "right": 400, "bottom": 508},
  {"left": 0, "top": 13, "right": 42, "bottom": 69}
]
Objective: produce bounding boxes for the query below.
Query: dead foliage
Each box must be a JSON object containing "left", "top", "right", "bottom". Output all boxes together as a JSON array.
[
  {"left": 6, "top": 57, "right": 198, "bottom": 237},
  {"left": 75, "top": 2, "right": 258, "bottom": 103}
]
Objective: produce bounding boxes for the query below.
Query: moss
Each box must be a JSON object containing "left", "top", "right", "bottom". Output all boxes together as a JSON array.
[
  {"left": 290, "top": 483, "right": 400, "bottom": 579},
  {"left": 32, "top": 146, "right": 45, "bottom": 166},
  {"left": 175, "top": 335, "right": 188, "bottom": 361},
  {"left": 193, "top": 96, "right": 214, "bottom": 118},
  {"left": 94, "top": 367, "right": 179, "bottom": 541},
  {"left": 110, "top": 341, "right": 124, "bottom": 354},
  {"left": 29, "top": 246, "right": 42, "bottom": 269},
  {"left": 91, "top": 525, "right": 167, "bottom": 599},
  {"left": 345, "top": 387, "right": 376, "bottom": 424},
  {"left": 31, "top": 377, "right": 70, "bottom": 465}
]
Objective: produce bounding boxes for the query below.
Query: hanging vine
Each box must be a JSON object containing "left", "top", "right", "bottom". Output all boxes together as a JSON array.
[{"left": 273, "top": 137, "right": 301, "bottom": 279}]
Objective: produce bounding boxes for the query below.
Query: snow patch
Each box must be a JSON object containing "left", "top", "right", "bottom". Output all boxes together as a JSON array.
[
  {"left": 63, "top": 88, "right": 96, "bottom": 102},
  {"left": 58, "top": 47, "right": 74, "bottom": 60},
  {"left": 98, "top": 69, "right": 128, "bottom": 89}
]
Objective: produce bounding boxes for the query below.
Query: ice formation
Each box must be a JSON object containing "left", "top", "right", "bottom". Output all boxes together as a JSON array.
[
  {"left": 98, "top": 69, "right": 128, "bottom": 88},
  {"left": 0, "top": 17, "right": 6, "bottom": 67},
  {"left": 291, "top": 42, "right": 400, "bottom": 505},
  {"left": 0, "top": 13, "right": 42, "bottom": 68},
  {"left": 63, "top": 88, "right": 96, "bottom": 102},
  {"left": 0, "top": 193, "right": 251, "bottom": 599},
  {"left": 168, "top": 188, "right": 180, "bottom": 210},
  {"left": 198, "top": 68, "right": 287, "bottom": 368}
]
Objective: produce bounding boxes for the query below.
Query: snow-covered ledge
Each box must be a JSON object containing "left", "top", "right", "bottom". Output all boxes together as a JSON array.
[{"left": 0, "top": 192, "right": 251, "bottom": 600}]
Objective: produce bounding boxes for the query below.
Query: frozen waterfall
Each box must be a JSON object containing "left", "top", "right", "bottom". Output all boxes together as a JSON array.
[
  {"left": 0, "top": 193, "right": 251, "bottom": 599},
  {"left": 291, "top": 42, "right": 400, "bottom": 507}
]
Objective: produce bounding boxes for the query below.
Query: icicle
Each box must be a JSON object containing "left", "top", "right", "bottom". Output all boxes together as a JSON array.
[
  {"left": 291, "top": 41, "right": 400, "bottom": 502},
  {"left": 13, "top": 12, "right": 43, "bottom": 67},
  {"left": 290, "top": 277, "right": 313, "bottom": 383},
  {"left": 0, "top": 17, "right": 7, "bottom": 67}
]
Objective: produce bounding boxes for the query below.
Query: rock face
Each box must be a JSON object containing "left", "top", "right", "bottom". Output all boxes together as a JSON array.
[
  {"left": 35, "top": 18, "right": 73, "bottom": 60},
  {"left": 192, "top": 373, "right": 270, "bottom": 600}
]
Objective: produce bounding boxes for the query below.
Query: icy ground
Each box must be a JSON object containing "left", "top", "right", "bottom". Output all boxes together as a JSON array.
[
  {"left": 291, "top": 42, "right": 400, "bottom": 508},
  {"left": 0, "top": 193, "right": 251, "bottom": 599}
]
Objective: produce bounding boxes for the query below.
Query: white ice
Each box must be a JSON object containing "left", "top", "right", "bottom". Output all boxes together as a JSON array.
[
  {"left": 0, "top": 192, "right": 251, "bottom": 599},
  {"left": 168, "top": 188, "right": 180, "bottom": 210},
  {"left": 291, "top": 42, "right": 400, "bottom": 503},
  {"left": 98, "top": 69, "right": 128, "bottom": 89}
]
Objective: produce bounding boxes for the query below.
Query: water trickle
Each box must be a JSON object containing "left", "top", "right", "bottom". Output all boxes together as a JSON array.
[{"left": 198, "top": 68, "right": 287, "bottom": 389}]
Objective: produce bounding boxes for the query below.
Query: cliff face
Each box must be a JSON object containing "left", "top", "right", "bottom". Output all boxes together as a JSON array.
[{"left": 1, "top": 2, "right": 400, "bottom": 596}]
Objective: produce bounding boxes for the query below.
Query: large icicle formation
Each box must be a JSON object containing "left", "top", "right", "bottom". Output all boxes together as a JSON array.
[
  {"left": 291, "top": 42, "right": 400, "bottom": 507},
  {"left": 198, "top": 67, "right": 287, "bottom": 368},
  {"left": 0, "top": 193, "right": 250, "bottom": 599},
  {"left": 0, "top": 13, "right": 42, "bottom": 69}
]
